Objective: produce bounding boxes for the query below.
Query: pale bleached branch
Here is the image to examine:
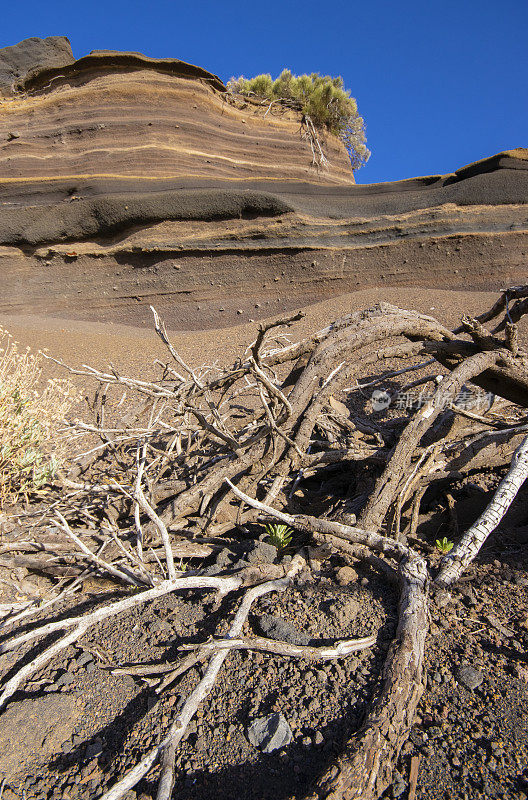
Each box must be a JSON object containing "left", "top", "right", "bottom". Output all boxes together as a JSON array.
[{"left": 435, "top": 433, "right": 528, "bottom": 587}]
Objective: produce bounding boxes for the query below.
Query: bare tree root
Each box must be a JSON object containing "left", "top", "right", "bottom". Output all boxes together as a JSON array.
[
  {"left": 306, "top": 555, "right": 428, "bottom": 800},
  {"left": 225, "top": 480, "right": 417, "bottom": 562},
  {"left": 4, "top": 286, "right": 528, "bottom": 800},
  {"left": 177, "top": 632, "right": 377, "bottom": 659}
]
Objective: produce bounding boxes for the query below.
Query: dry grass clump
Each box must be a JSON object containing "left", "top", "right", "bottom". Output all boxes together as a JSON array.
[{"left": 0, "top": 327, "right": 80, "bottom": 508}]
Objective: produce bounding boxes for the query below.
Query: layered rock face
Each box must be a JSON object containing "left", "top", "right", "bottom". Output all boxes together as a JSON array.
[{"left": 0, "top": 37, "right": 527, "bottom": 329}]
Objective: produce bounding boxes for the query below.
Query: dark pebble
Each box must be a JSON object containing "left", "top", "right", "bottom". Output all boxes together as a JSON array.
[{"left": 456, "top": 664, "right": 484, "bottom": 690}]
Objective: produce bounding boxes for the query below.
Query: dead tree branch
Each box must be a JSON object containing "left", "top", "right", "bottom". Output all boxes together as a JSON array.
[{"left": 435, "top": 433, "right": 528, "bottom": 587}]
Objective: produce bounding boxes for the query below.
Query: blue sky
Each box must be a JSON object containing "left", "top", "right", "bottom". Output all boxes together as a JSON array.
[{"left": 1, "top": 0, "right": 526, "bottom": 183}]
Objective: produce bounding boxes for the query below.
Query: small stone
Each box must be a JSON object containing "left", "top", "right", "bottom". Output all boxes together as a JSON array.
[
  {"left": 255, "top": 613, "right": 311, "bottom": 646},
  {"left": 336, "top": 597, "right": 360, "bottom": 627},
  {"left": 391, "top": 769, "right": 407, "bottom": 798},
  {"left": 335, "top": 566, "right": 358, "bottom": 585},
  {"left": 215, "top": 547, "right": 240, "bottom": 568},
  {"left": 247, "top": 712, "right": 292, "bottom": 753},
  {"left": 313, "top": 731, "right": 324, "bottom": 747},
  {"left": 456, "top": 664, "right": 484, "bottom": 690},
  {"left": 55, "top": 671, "right": 75, "bottom": 687},
  {"left": 76, "top": 652, "right": 94, "bottom": 667},
  {"left": 85, "top": 739, "right": 103, "bottom": 759},
  {"left": 243, "top": 540, "right": 278, "bottom": 565},
  {"left": 435, "top": 589, "right": 451, "bottom": 608}
]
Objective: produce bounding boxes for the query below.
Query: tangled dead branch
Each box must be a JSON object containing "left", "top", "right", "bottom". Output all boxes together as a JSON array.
[{"left": 2, "top": 286, "right": 528, "bottom": 799}]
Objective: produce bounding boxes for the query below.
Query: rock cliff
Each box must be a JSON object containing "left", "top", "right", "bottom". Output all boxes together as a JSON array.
[{"left": 0, "top": 37, "right": 527, "bottom": 330}]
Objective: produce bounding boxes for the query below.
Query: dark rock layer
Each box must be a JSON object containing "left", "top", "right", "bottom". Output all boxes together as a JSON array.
[{"left": 0, "top": 38, "right": 527, "bottom": 329}]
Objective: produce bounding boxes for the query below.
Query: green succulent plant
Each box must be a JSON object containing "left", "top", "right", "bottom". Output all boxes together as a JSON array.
[
  {"left": 264, "top": 522, "right": 293, "bottom": 551},
  {"left": 435, "top": 537, "right": 454, "bottom": 555}
]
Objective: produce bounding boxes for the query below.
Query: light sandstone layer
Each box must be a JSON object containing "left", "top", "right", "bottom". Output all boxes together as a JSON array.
[{"left": 0, "top": 37, "right": 527, "bottom": 330}]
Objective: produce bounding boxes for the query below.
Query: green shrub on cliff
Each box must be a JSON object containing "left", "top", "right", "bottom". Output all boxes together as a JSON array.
[{"left": 227, "top": 69, "right": 370, "bottom": 170}]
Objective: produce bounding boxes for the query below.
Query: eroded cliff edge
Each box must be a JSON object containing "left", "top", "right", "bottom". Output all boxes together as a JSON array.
[{"left": 0, "top": 37, "right": 527, "bottom": 329}]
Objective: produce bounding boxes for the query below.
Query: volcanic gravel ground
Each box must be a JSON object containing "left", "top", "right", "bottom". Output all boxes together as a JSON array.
[
  {"left": 0, "top": 552, "right": 396, "bottom": 800},
  {"left": 392, "top": 474, "right": 528, "bottom": 800}
]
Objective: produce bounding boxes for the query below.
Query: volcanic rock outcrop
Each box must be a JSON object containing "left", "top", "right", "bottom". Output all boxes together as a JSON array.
[
  {"left": 0, "top": 35, "right": 74, "bottom": 95},
  {"left": 0, "top": 37, "right": 527, "bottom": 329}
]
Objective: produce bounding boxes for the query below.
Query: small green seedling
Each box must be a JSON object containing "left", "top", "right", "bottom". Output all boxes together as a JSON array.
[
  {"left": 435, "top": 537, "right": 454, "bottom": 555},
  {"left": 265, "top": 522, "right": 293, "bottom": 551}
]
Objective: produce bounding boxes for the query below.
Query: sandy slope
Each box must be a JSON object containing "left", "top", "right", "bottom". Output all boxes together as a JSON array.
[{"left": 3, "top": 287, "right": 506, "bottom": 381}]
